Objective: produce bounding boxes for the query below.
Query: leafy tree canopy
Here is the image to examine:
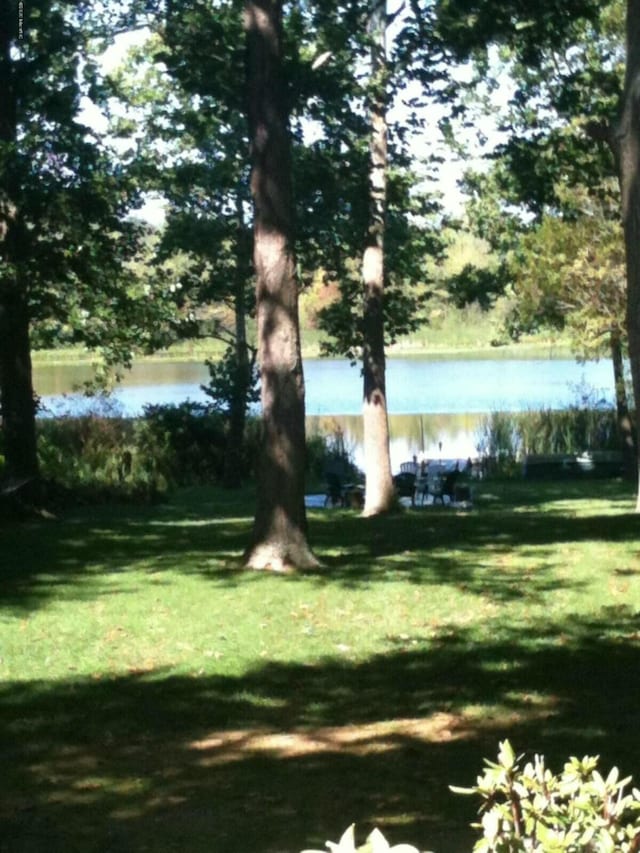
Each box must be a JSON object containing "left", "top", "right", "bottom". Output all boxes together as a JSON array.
[{"left": 0, "top": 0, "right": 176, "bottom": 378}]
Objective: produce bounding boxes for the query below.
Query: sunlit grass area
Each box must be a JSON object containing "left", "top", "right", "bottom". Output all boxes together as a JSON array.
[
  {"left": 30, "top": 337, "right": 230, "bottom": 366},
  {"left": 2, "top": 478, "right": 640, "bottom": 852}
]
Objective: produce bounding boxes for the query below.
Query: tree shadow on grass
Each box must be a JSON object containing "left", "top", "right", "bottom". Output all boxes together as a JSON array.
[
  {"left": 305, "top": 503, "right": 638, "bottom": 600},
  {"left": 2, "top": 480, "right": 639, "bottom": 612},
  {"left": 470, "top": 477, "right": 636, "bottom": 511},
  {"left": 0, "top": 488, "right": 255, "bottom": 612},
  {"left": 2, "top": 610, "right": 640, "bottom": 853}
]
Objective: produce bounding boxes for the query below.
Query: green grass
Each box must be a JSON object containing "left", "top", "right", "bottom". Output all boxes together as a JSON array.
[
  {"left": 2, "top": 479, "right": 640, "bottom": 852},
  {"left": 298, "top": 313, "right": 572, "bottom": 359},
  {"left": 31, "top": 306, "right": 573, "bottom": 366},
  {"left": 31, "top": 338, "right": 229, "bottom": 367}
]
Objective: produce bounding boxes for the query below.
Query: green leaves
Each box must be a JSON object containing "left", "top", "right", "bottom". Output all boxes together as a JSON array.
[
  {"left": 1, "top": 1, "right": 162, "bottom": 367},
  {"left": 451, "top": 740, "right": 640, "bottom": 852},
  {"left": 301, "top": 742, "right": 640, "bottom": 853},
  {"left": 506, "top": 189, "right": 625, "bottom": 358}
]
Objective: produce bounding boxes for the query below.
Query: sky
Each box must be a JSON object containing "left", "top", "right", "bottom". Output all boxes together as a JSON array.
[
  {"left": 83, "top": 17, "right": 510, "bottom": 227},
  {"left": 80, "top": 29, "right": 169, "bottom": 227}
]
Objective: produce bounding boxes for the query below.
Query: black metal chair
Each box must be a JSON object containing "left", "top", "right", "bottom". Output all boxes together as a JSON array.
[
  {"left": 442, "top": 468, "right": 460, "bottom": 503},
  {"left": 393, "top": 471, "right": 416, "bottom": 501},
  {"left": 324, "top": 471, "right": 346, "bottom": 507}
]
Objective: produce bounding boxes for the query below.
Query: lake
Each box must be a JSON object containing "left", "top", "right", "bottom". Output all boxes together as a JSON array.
[{"left": 34, "top": 355, "right": 617, "bottom": 471}]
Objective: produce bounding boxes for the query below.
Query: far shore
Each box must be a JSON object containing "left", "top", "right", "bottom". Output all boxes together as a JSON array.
[{"left": 32, "top": 335, "right": 573, "bottom": 369}]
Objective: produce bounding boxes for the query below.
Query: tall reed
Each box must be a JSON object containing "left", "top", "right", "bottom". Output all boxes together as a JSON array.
[{"left": 476, "top": 404, "right": 620, "bottom": 474}]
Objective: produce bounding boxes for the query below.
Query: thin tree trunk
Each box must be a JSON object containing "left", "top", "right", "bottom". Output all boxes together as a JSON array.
[
  {"left": 223, "top": 202, "right": 252, "bottom": 489},
  {"left": 610, "top": 329, "right": 636, "bottom": 477},
  {"left": 621, "top": 0, "right": 640, "bottom": 508},
  {"left": 0, "top": 11, "right": 39, "bottom": 484},
  {"left": 362, "top": 0, "right": 394, "bottom": 516},
  {"left": 242, "top": 0, "right": 317, "bottom": 570}
]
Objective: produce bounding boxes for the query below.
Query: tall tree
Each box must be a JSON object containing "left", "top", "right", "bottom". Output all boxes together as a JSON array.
[
  {"left": 111, "top": 11, "right": 258, "bottom": 488},
  {"left": 0, "top": 2, "right": 37, "bottom": 482},
  {"left": 506, "top": 198, "right": 634, "bottom": 469},
  {"left": 243, "top": 0, "right": 317, "bottom": 570},
  {"left": 432, "top": 0, "right": 640, "bottom": 488},
  {"left": 361, "top": 0, "right": 395, "bottom": 515},
  {"left": 621, "top": 0, "right": 640, "bottom": 505},
  {"left": 299, "top": 0, "right": 446, "bottom": 509},
  {"left": 0, "top": 1, "right": 148, "bottom": 485}
]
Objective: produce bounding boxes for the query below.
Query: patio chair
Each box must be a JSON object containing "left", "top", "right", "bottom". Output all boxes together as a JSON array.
[
  {"left": 400, "top": 459, "right": 419, "bottom": 475},
  {"left": 324, "top": 471, "right": 346, "bottom": 507},
  {"left": 427, "top": 472, "right": 445, "bottom": 504},
  {"left": 413, "top": 470, "right": 446, "bottom": 505},
  {"left": 393, "top": 470, "right": 416, "bottom": 501},
  {"left": 441, "top": 468, "right": 460, "bottom": 503}
]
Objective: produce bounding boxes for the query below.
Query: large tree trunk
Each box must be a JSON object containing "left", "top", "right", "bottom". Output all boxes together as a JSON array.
[
  {"left": 242, "top": 0, "right": 317, "bottom": 570},
  {"left": 362, "top": 0, "right": 394, "bottom": 516},
  {"left": 0, "top": 10, "right": 39, "bottom": 484},
  {"left": 0, "top": 282, "right": 39, "bottom": 483},
  {"left": 621, "top": 0, "right": 640, "bottom": 509}
]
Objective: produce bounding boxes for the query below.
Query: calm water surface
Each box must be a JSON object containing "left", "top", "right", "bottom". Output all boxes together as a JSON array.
[
  {"left": 35, "top": 355, "right": 615, "bottom": 415},
  {"left": 34, "top": 355, "right": 617, "bottom": 470}
]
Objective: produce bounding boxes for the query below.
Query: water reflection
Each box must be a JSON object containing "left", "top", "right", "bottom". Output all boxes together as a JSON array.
[
  {"left": 33, "top": 354, "right": 613, "bottom": 474},
  {"left": 34, "top": 355, "right": 616, "bottom": 413},
  {"left": 308, "top": 413, "right": 482, "bottom": 473},
  {"left": 34, "top": 360, "right": 211, "bottom": 397}
]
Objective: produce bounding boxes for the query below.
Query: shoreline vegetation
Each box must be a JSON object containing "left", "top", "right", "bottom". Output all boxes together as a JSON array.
[{"left": 32, "top": 322, "right": 574, "bottom": 369}]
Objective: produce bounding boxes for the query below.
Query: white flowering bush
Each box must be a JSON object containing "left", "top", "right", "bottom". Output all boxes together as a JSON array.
[
  {"left": 301, "top": 824, "right": 427, "bottom": 853},
  {"left": 303, "top": 742, "right": 640, "bottom": 853},
  {"left": 451, "top": 740, "right": 640, "bottom": 852}
]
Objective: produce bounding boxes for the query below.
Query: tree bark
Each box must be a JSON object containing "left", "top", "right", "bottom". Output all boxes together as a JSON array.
[
  {"left": 610, "top": 329, "right": 636, "bottom": 477},
  {"left": 362, "top": 0, "right": 395, "bottom": 516},
  {"left": 242, "top": 0, "right": 317, "bottom": 570},
  {"left": 0, "top": 284, "right": 39, "bottom": 483},
  {"left": 0, "top": 9, "right": 39, "bottom": 484},
  {"left": 621, "top": 0, "right": 640, "bottom": 508},
  {"left": 223, "top": 199, "right": 253, "bottom": 489}
]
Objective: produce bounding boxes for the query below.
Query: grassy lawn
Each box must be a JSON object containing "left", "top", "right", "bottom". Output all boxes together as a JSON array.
[{"left": 2, "top": 478, "right": 640, "bottom": 852}]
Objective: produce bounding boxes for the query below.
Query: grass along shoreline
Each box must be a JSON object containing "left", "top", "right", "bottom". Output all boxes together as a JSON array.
[
  {"left": 31, "top": 304, "right": 573, "bottom": 366},
  {"left": 31, "top": 330, "right": 572, "bottom": 368},
  {"left": 2, "top": 478, "right": 639, "bottom": 852}
]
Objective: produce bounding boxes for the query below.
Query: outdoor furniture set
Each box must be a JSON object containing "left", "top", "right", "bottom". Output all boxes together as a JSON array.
[
  {"left": 393, "top": 457, "right": 472, "bottom": 507},
  {"left": 324, "top": 471, "right": 365, "bottom": 508},
  {"left": 319, "top": 459, "right": 470, "bottom": 510}
]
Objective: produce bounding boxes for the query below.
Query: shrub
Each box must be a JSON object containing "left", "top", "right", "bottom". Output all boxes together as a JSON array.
[
  {"left": 240, "top": 415, "right": 263, "bottom": 481},
  {"left": 202, "top": 346, "right": 260, "bottom": 416},
  {"left": 452, "top": 740, "right": 640, "bottom": 852},
  {"left": 302, "top": 824, "right": 423, "bottom": 853},
  {"left": 138, "top": 402, "right": 228, "bottom": 486},
  {"left": 37, "top": 415, "right": 167, "bottom": 503},
  {"left": 304, "top": 742, "right": 640, "bottom": 853},
  {"left": 38, "top": 415, "right": 134, "bottom": 485},
  {"left": 36, "top": 402, "right": 256, "bottom": 501},
  {"left": 306, "top": 433, "right": 332, "bottom": 486},
  {"left": 306, "top": 426, "right": 361, "bottom": 491}
]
